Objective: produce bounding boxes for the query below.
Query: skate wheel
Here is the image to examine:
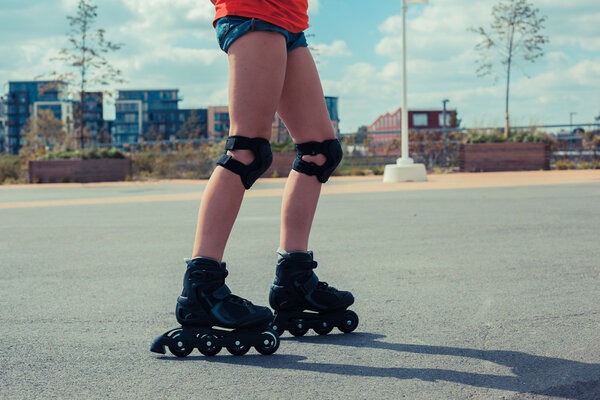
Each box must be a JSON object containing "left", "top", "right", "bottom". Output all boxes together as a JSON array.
[
  {"left": 198, "top": 334, "right": 222, "bottom": 356},
  {"left": 314, "top": 321, "right": 334, "bottom": 335},
  {"left": 255, "top": 329, "right": 279, "bottom": 355},
  {"left": 227, "top": 340, "right": 250, "bottom": 356},
  {"left": 289, "top": 320, "right": 309, "bottom": 337},
  {"left": 338, "top": 310, "right": 359, "bottom": 333},
  {"left": 270, "top": 322, "right": 285, "bottom": 336},
  {"left": 168, "top": 331, "right": 193, "bottom": 358}
]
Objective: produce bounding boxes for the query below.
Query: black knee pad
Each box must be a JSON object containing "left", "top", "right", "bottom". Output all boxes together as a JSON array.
[
  {"left": 216, "top": 136, "right": 273, "bottom": 189},
  {"left": 292, "top": 139, "right": 343, "bottom": 183}
]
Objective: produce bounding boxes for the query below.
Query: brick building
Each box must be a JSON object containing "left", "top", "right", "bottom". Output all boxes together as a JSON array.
[
  {"left": 207, "top": 106, "right": 230, "bottom": 139},
  {"left": 367, "top": 107, "right": 458, "bottom": 156}
]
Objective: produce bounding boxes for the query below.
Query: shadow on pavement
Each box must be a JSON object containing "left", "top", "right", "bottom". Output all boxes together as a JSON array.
[{"left": 158, "top": 332, "right": 600, "bottom": 400}]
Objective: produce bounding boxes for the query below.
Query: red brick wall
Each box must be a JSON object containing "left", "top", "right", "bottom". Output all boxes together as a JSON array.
[
  {"left": 460, "top": 143, "right": 550, "bottom": 172},
  {"left": 29, "top": 159, "right": 132, "bottom": 183}
]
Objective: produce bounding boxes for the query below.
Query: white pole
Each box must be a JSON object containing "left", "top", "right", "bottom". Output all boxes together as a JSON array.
[
  {"left": 399, "top": 0, "right": 413, "bottom": 165},
  {"left": 382, "top": 0, "right": 427, "bottom": 182}
]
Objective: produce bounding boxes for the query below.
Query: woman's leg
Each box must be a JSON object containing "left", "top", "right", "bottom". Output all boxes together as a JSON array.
[
  {"left": 276, "top": 47, "right": 337, "bottom": 252},
  {"left": 191, "top": 31, "right": 287, "bottom": 261}
]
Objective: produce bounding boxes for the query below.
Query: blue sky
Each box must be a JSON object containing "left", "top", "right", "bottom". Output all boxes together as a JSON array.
[{"left": 1, "top": 0, "right": 599, "bottom": 132}]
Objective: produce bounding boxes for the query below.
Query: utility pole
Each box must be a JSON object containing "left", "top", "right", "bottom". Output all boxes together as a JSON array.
[
  {"left": 382, "top": 0, "right": 428, "bottom": 182},
  {"left": 442, "top": 99, "right": 449, "bottom": 167},
  {"left": 569, "top": 112, "right": 577, "bottom": 159}
]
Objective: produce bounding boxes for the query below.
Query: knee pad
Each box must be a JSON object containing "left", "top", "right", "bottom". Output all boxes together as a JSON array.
[
  {"left": 216, "top": 136, "right": 273, "bottom": 189},
  {"left": 292, "top": 139, "right": 343, "bottom": 183}
]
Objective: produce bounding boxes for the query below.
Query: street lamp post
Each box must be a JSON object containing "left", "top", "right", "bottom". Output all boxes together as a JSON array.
[
  {"left": 442, "top": 99, "right": 449, "bottom": 167},
  {"left": 569, "top": 111, "right": 577, "bottom": 160},
  {"left": 399, "top": 0, "right": 410, "bottom": 165},
  {"left": 383, "top": 0, "right": 428, "bottom": 182}
]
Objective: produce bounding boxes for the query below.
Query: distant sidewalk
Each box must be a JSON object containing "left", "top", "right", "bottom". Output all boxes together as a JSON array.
[
  {"left": 0, "top": 170, "right": 598, "bottom": 209},
  {"left": 317, "top": 169, "right": 600, "bottom": 196}
]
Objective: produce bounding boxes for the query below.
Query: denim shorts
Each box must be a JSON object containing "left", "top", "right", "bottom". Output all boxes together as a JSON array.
[{"left": 215, "top": 16, "right": 308, "bottom": 53}]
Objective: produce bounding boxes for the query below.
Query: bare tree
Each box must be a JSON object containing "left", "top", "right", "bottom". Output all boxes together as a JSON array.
[
  {"left": 45, "top": 0, "right": 125, "bottom": 149},
  {"left": 20, "top": 109, "right": 70, "bottom": 157},
  {"left": 470, "top": 0, "right": 549, "bottom": 137},
  {"left": 179, "top": 110, "right": 204, "bottom": 140}
]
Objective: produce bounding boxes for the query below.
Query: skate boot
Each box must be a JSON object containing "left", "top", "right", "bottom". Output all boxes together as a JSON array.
[
  {"left": 151, "top": 257, "right": 279, "bottom": 357},
  {"left": 269, "top": 250, "right": 359, "bottom": 336}
]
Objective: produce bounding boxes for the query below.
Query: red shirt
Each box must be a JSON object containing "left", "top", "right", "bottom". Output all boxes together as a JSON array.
[{"left": 214, "top": 0, "right": 309, "bottom": 33}]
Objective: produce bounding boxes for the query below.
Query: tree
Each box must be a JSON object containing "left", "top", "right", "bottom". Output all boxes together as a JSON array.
[
  {"left": 145, "top": 125, "right": 161, "bottom": 142},
  {"left": 179, "top": 111, "right": 203, "bottom": 139},
  {"left": 46, "top": 0, "right": 125, "bottom": 149},
  {"left": 20, "top": 109, "right": 70, "bottom": 157},
  {"left": 356, "top": 125, "right": 369, "bottom": 145},
  {"left": 470, "top": 0, "right": 549, "bottom": 137}
]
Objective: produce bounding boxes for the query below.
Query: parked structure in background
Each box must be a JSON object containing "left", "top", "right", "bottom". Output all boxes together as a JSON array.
[
  {"left": 113, "top": 89, "right": 208, "bottom": 144},
  {"left": 367, "top": 107, "right": 458, "bottom": 155},
  {"left": 270, "top": 96, "right": 340, "bottom": 142}
]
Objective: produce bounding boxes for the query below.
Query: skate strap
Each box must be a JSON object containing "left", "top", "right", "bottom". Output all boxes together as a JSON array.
[
  {"left": 282, "top": 260, "right": 318, "bottom": 271},
  {"left": 293, "top": 273, "right": 319, "bottom": 296},
  {"left": 190, "top": 268, "right": 229, "bottom": 281},
  {"left": 212, "top": 284, "right": 232, "bottom": 300}
]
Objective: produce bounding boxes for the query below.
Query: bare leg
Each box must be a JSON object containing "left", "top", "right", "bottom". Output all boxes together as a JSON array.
[
  {"left": 192, "top": 31, "right": 287, "bottom": 261},
  {"left": 276, "top": 47, "right": 336, "bottom": 252}
]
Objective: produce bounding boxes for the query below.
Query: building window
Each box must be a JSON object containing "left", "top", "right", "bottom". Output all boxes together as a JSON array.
[{"left": 413, "top": 113, "right": 428, "bottom": 127}]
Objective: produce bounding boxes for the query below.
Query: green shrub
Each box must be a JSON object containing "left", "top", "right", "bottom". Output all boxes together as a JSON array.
[
  {"left": 464, "top": 131, "right": 553, "bottom": 144},
  {"left": 132, "top": 152, "right": 156, "bottom": 174},
  {"left": 554, "top": 159, "right": 576, "bottom": 170},
  {"left": 37, "top": 148, "right": 125, "bottom": 160},
  {"left": 0, "top": 156, "right": 24, "bottom": 184}
]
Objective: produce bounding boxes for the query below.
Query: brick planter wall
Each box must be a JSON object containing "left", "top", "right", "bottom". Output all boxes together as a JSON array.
[
  {"left": 29, "top": 159, "right": 132, "bottom": 183},
  {"left": 460, "top": 143, "right": 550, "bottom": 172},
  {"left": 264, "top": 152, "right": 296, "bottom": 178}
]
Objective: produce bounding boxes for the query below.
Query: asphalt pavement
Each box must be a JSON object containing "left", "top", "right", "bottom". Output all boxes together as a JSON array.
[{"left": 1, "top": 174, "right": 599, "bottom": 399}]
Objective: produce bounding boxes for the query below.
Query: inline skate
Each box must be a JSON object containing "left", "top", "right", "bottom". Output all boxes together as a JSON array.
[
  {"left": 269, "top": 250, "right": 359, "bottom": 336},
  {"left": 151, "top": 257, "right": 279, "bottom": 357}
]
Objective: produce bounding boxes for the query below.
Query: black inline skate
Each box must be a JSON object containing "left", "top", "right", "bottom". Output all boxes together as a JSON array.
[
  {"left": 151, "top": 257, "right": 279, "bottom": 357},
  {"left": 269, "top": 250, "right": 359, "bottom": 336}
]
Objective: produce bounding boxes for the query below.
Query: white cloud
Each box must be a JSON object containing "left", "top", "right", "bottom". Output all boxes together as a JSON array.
[
  {"left": 2, "top": 0, "right": 600, "bottom": 131},
  {"left": 326, "top": 0, "right": 600, "bottom": 130},
  {"left": 313, "top": 40, "right": 351, "bottom": 57}
]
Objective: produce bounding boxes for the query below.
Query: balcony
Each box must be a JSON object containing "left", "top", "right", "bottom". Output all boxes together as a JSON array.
[{"left": 162, "top": 96, "right": 183, "bottom": 103}]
